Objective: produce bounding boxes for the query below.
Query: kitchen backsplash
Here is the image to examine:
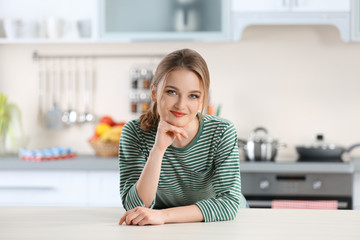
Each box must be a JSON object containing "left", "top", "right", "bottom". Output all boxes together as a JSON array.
[{"left": 1, "top": 25, "right": 360, "bottom": 160}]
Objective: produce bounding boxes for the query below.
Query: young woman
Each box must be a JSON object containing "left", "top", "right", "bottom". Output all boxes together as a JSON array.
[{"left": 119, "top": 49, "right": 247, "bottom": 226}]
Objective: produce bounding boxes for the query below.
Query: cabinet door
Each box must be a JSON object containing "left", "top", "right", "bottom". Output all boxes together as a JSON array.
[
  {"left": 232, "top": 0, "right": 350, "bottom": 12},
  {"left": 232, "top": 0, "right": 291, "bottom": 12},
  {"left": 0, "top": 171, "right": 88, "bottom": 206},
  {"left": 291, "top": 0, "right": 350, "bottom": 12},
  {"left": 87, "top": 171, "right": 122, "bottom": 207},
  {"left": 99, "top": 0, "right": 230, "bottom": 41}
]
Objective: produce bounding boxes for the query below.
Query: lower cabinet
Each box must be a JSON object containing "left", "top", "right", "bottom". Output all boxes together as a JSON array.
[
  {"left": 87, "top": 171, "right": 122, "bottom": 207},
  {"left": 0, "top": 170, "right": 122, "bottom": 207}
]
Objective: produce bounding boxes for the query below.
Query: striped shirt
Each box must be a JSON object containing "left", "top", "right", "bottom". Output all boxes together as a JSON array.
[{"left": 119, "top": 115, "right": 247, "bottom": 222}]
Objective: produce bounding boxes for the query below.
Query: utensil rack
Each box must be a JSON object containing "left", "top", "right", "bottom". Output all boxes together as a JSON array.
[{"left": 33, "top": 51, "right": 165, "bottom": 61}]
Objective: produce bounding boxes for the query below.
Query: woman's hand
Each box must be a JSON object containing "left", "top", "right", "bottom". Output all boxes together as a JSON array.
[
  {"left": 119, "top": 207, "right": 166, "bottom": 226},
  {"left": 153, "top": 120, "right": 188, "bottom": 152}
]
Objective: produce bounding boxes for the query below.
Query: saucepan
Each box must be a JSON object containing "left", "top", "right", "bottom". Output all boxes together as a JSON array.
[{"left": 238, "top": 127, "right": 286, "bottom": 162}]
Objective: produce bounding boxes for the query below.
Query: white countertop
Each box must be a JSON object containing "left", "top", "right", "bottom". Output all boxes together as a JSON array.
[
  {"left": 0, "top": 207, "right": 359, "bottom": 240},
  {"left": 1, "top": 155, "right": 359, "bottom": 173}
]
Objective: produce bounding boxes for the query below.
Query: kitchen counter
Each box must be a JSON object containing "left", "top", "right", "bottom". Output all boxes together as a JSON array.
[
  {"left": 0, "top": 207, "right": 359, "bottom": 240},
  {"left": 1, "top": 155, "right": 360, "bottom": 173}
]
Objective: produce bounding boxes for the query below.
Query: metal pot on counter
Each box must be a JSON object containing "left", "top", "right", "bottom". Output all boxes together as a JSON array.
[{"left": 238, "top": 127, "right": 286, "bottom": 162}]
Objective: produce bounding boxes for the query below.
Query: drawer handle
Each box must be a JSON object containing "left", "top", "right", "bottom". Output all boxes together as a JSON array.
[{"left": 0, "top": 186, "right": 55, "bottom": 191}]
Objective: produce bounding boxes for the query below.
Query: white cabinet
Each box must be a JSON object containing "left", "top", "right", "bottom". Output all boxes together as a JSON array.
[
  {"left": 231, "top": 0, "right": 351, "bottom": 42},
  {"left": 87, "top": 171, "right": 122, "bottom": 207},
  {"left": 0, "top": 0, "right": 231, "bottom": 43},
  {"left": 0, "top": 0, "right": 98, "bottom": 43},
  {"left": 352, "top": 0, "right": 360, "bottom": 41},
  {"left": 0, "top": 170, "right": 122, "bottom": 207},
  {"left": 232, "top": 0, "right": 350, "bottom": 12},
  {"left": 0, "top": 171, "right": 88, "bottom": 206}
]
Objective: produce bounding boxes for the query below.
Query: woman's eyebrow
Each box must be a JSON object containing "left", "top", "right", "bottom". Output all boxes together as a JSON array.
[{"left": 165, "top": 85, "right": 202, "bottom": 94}]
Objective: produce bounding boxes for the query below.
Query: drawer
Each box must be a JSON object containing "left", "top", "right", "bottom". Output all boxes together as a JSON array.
[{"left": 0, "top": 170, "right": 88, "bottom": 206}]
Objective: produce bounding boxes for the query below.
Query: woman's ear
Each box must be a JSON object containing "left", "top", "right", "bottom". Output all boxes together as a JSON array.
[{"left": 151, "top": 84, "right": 157, "bottom": 102}]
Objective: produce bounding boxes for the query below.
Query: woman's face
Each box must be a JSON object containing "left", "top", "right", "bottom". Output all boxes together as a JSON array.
[{"left": 152, "top": 68, "right": 203, "bottom": 128}]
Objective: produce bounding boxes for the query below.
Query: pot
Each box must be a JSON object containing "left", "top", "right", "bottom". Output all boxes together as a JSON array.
[
  {"left": 296, "top": 134, "right": 360, "bottom": 162},
  {"left": 239, "top": 127, "right": 286, "bottom": 162}
]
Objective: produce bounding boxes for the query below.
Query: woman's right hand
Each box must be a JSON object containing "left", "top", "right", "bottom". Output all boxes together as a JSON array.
[{"left": 153, "top": 120, "right": 188, "bottom": 152}]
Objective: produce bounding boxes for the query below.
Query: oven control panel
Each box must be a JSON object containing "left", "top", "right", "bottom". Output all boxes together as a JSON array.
[{"left": 241, "top": 173, "right": 352, "bottom": 196}]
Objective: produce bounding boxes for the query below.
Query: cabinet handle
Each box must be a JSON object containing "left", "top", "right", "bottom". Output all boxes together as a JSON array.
[{"left": 0, "top": 186, "right": 55, "bottom": 191}]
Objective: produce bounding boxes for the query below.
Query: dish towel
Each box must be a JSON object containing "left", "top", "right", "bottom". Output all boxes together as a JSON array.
[{"left": 272, "top": 200, "right": 338, "bottom": 209}]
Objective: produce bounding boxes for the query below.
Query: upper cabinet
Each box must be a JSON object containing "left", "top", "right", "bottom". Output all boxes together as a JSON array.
[
  {"left": 0, "top": 0, "right": 359, "bottom": 43},
  {"left": 231, "top": 0, "right": 352, "bottom": 42},
  {"left": 99, "top": 0, "right": 231, "bottom": 42},
  {"left": 0, "top": 0, "right": 98, "bottom": 43},
  {"left": 0, "top": 0, "right": 231, "bottom": 43},
  {"left": 232, "top": 0, "right": 350, "bottom": 12}
]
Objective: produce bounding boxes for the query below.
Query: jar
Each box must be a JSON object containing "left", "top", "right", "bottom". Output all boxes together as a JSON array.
[
  {"left": 130, "top": 93, "right": 138, "bottom": 113},
  {"left": 140, "top": 92, "right": 151, "bottom": 113},
  {"left": 130, "top": 69, "right": 139, "bottom": 89},
  {"left": 141, "top": 69, "right": 151, "bottom": 89}
]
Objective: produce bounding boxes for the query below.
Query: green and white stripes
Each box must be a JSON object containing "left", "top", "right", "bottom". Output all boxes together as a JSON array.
[{"left": 119, "top": 115, "right": 247, "bottom": 222}]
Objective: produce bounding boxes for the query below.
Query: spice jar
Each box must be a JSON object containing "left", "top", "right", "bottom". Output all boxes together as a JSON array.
[
  {"left": 141, "top": 69, "right": 150, "bottom": 89},
  {"left": 130, "top": 69, "right": 139, "bottom": 89},
  {"left": 140, "top": 92, "right": 151, "bottom": 113},
  {"left": 130, "top": 93, "right": 138, "bottom": 113}
]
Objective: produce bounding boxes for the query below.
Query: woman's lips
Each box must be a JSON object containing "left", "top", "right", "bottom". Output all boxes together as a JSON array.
[{"left": 170, "top": 111, "right": 187, "bottom": 118}]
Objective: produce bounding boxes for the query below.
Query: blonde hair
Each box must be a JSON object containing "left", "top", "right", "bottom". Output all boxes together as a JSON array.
[{"left": 139, "top": 48, "right": 210, "bottom": 131}]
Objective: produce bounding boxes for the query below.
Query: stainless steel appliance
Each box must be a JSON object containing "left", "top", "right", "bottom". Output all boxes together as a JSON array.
[
  {"left": 238, "top": 127, "right": 286, "bottom": 162},
  {"left": 241, "top": 162, "right": 353, "bottom": 209}
]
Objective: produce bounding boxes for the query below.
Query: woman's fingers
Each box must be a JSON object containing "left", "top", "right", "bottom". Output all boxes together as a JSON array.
[
  {"left": 119, "top": 207, "right": 140, "bottom": 225},
  {"left": 160, "top": 120, "right": 188, "bottom": 139}
]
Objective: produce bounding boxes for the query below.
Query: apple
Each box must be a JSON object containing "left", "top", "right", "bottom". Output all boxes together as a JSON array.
[{"left": 100, "top": 116, "right": 115, "bottom": 126}]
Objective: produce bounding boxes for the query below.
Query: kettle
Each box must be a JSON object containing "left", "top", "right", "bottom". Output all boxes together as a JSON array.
[{"left": 239, "top": 127, "right": 286, "bottom": 162}]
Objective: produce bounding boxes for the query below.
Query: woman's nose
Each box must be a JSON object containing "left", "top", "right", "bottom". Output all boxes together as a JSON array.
[{"left": 175, "top": 96, "right": 186, "bottom": 109}]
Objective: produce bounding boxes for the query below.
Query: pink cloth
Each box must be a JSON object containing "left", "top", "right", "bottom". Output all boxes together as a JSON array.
[{"left": 272, "top": 200, "right": 338, "bottom": 209}]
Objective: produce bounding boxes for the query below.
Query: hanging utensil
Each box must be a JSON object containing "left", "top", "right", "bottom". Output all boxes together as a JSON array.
[
  {"left": 37, "top": 59, "right": 45, "bottom": 126},
  {"left": 78, "top": 58, "right": 94, "bottom": 123},
  {"left": 46, "top": 58, "right": 62, "bottom": 129},
  {"left": 62, "top": 58, "right": 78, "bottom": 126}
]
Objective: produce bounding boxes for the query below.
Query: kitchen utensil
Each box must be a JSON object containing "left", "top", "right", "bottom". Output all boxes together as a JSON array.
[
  {"left": 296, "top": 134, "right": 360, "bottom": 162},
  {"left": 46, "top": 59, "right": 63, "bottom": 129},
  {"left": 37, "top": 59, "right": 45, "bottom": 125},
  {"left": 62, "top": 59, "right": 78, "bottom": 126},
  {"left": 239, "top": 127, "right": 286, "bottom": 162},
  {"left": 78, "top": 58, "right": 94, "bottom": 123}
]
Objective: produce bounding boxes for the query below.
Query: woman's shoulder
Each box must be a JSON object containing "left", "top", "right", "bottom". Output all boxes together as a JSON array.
[
  {"left": 122, "top": 118, "right": 156, "bottom": 139},
  {"left": 202, "top": 114, "right": 235, "bottom": 129}
]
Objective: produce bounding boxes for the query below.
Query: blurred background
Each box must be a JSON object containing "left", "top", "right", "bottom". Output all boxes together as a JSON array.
[{"left": 1, "top": 0, "right": 360, "bottom": 161}]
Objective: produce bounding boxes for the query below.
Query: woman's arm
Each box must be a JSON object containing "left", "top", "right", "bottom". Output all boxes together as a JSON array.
[
  {"left": 134, "top": 120, "right": 188, "bottom": 207},
  {"left": 119, "top": 204, "right": 204, "bottom": 226},
  {"left": 135, "top": 148, "right": 164, "bottom": 207}
]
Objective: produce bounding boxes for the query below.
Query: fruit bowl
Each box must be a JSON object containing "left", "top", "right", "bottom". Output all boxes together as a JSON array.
[{"left": 89, "top": 140, "right": 119, "bottom": 157}]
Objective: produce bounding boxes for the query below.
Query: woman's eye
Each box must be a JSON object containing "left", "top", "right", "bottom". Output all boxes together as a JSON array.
[
  {"left": 166, "top": 90, "right": 176, "bottom": 95},
  {"left": 189, "top": 94, "right": 199, "bottom": 99}
]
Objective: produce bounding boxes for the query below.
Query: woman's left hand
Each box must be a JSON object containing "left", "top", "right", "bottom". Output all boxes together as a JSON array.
[{"left": 119, "top": 207, "right": 166, "bottom": 226}]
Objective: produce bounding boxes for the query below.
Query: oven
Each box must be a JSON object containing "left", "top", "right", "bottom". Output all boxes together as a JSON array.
[{"left": 240, "top": 163, "right": 353, "bottom": 209}]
